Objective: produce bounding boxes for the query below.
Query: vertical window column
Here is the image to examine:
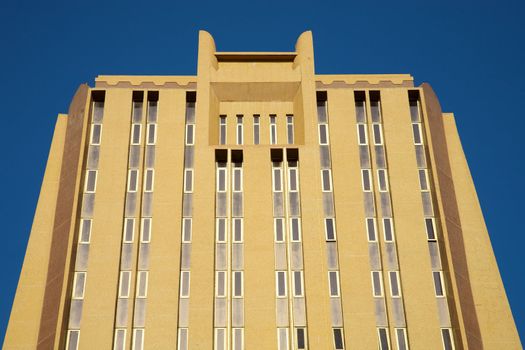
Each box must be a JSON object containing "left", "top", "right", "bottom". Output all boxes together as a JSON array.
[{"left": 270, "top": 115, "right": 277, "bottom": 145}]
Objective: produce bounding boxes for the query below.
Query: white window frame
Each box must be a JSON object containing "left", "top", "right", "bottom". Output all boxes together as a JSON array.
[
  {"left": 90, "top": 123, "right": 102, "bottom": 145},
  {"left": 328, "top": 271, "right": 340, "bottom": 297},
  {"left": 219, "top": 116, "right": 227, "bottom": 145},
  {"left": 321, "top": 169, "right": 333, "bottom": 192},
  {"left": 216, "top": 218, "right": 227, "bottom": 243},
  {"left": 389, "top": 271, "right": 401, "bottom": 297},
  {"left": 79, "top": 219, "right": 92, "bottom": 244},
  {"left": 287, "top": 115, "right": 294, "bottom": 144},
  {"left": 318, "top": 123, "right": 330, "bottom": 145},
  {"left": 272, "top": 166, "right": 283, "bottom": 192},
  {"left": 84, "top": 170, "right": 98, "bottom": 193},
  {"left": 366, "top": 217, "right": 377, "bottom": 242},
  {"left": 361, "top": 169, "right": 372, "bottom": 192},
  {"left": 357, "top": 123, "right": 368, "bottom": 145},
  {"left": 185, "top": 124, "right": 195, "bottom": 146},
  {"left": 232, "top": 167, "right": 243, "bottom": 192},
  {"left": 295, "top": 328, "right": 307, "bottom": 350},
  {"left": 441, "top": 328, "right": 455, "bottom": 350},
  {"left": 418, "top": 168, "right": 430, "bottom": 191},
  {"left": 293, "top": 270, "right": 304, "bottom": 297},
  {"left": 132, "top": 328, "right": 144, "bottom": 350},
  {"left": 395, "top": 328, "right": 408, "bottom": 350},
  {"left": 236, "top": 115, "right": 243, "bottom": 145},
  {"left": 270, "top": 115, "right": 277, "bottom": 144},
  {"left": 136, "top": 271, "right": 149, "bottom": 298},
  {"left": 184, "top": 169, "right": 194, "bottom": 193},
  {"left": 232, "top": 218, "right": 243, "bottom": 243},
  {"left": 182, "top": 218, "right": 192, "bottom": 243},
  {"left": 324, "top": 217, "right": 337, "bottom": 241},
  {"left": 180, "top": 271, "right": 191, "bottom": 298},
  {"left": 123, "top": 218, "right": 135, "bottom": 243},
  {"left": 177, "top": 328, "right": 189, "bottom": 350},
  {"left": 146, "top": 123, "right": 157, "bottom": 145},
  {"left": 143, "top": 168, "right": 154, "bottom": 192},
  {"left": 72, "top": 271, "right": 86, "bottom": 299},
  {"left": 382, "top": 218, "right": 395, "bottom": 242},
  {"left": 377, "top": 169, "right": 389, "bottom": 192},
  {"left": 127, "top": 169, "right": 138, "bottom": 193},
  {"left": 288, "top": 167, "right": 299, "bottom": 192},
  {"left": 119, "top": 271, "right": 131, "bottom": 298},
  {"left": 372, "top": 123, "right": 383, "bottom": 145},
  {"left": 216, "top": 167, "right": 227, "bottom": 193},
  {"left": 214, "top": 328, "right": 227, "bottom": 350},
  {"left": 140, "top": 218, "right": 152, "bottom": 243},
  {"left": 215, "top": 271, "right": 227, "bottom": 297},
  {"left": 276, "top": 271, "right": 287, "bottom": 298},
  {"left": 371, "top": 271, "right": 384, "bottom": 297},
  {"left": 232, "top": 271, "right": 244, "bottom": 298},
  {"left": 274, "top": 218, "right": 285, "bottom": 243},
  {"left": 433, "top": 271, "right": 446, "bottom": 297},
  {"left": 333, "top": 328, "right": 345, "bottom": 350},
  {"left": 289, "top": 217, "right": 302, "bottom": 242},
  {"left": 253, "top": 115, "right": 260, "bottom": 145},
  {"left": 412, "top": 122, "right": 423, "bottom": 145},
  {"left": 277, "top": 328, "right": 290, "bottom": 350},
  {"left": 377, "top": 328, "right": 391, "bottom": 350},
  {"left": 66, "top": 330, "right": 80, "bottom": 350},
  {"left": 113, "top": 328, "right": 127, "bottom": 350},
  {"left": 131, "top": 124, "right": 142, "bottom": 145},
  {"left": 232, "top": 328, "right": 244, "bottom": 350},
  {"left": 425, "top": 217, "right": 437, "bottom": 241}
]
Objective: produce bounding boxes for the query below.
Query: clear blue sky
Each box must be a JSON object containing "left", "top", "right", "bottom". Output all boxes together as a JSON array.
[{"left": 1, "top": 0, "right": 523, "bottom": 344}]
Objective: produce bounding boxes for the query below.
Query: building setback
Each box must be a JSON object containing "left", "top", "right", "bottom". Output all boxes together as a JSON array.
[{"left": 4, "top": 31, "right": 521, "bottom": 350}]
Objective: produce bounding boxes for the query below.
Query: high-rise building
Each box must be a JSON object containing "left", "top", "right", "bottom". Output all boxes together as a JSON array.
[{"left": 4, "top": 31, "right": 521, "bottom": 350}]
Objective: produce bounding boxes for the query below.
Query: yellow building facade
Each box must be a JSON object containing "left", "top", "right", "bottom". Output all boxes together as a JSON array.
[{"left": 4, "top": 31, "right": 521, "bottom": 349}]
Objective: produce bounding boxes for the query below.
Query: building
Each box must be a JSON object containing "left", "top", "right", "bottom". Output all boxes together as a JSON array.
[{"left": 4, "top": 30, "right": 521, "bottom": 350}]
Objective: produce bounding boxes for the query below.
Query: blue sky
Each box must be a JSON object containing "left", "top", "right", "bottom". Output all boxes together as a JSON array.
[{"left": 1, "top": 0, "right": 523, "bottom": 344}]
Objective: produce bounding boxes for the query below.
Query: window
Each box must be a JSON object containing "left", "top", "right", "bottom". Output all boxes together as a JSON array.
[
  {"left": 217, "top": 166, "right": 227, "bottom": 192},
  {"left": 90, "top": 124, "right": 102, "bottom": 145},
  {"left": 214, "top": 328, "right": 226, "bottom": 350},
  {"left": 216, "top": 218, "right": 227, "bottom": 242},
  {"left": 328, "top": 271, "right": 340, "bottom": 297},
  {"left": 132, "top": 329, "right": 144, "bottom": 350},
  {"left": 274, "top": 218, "right": 285, "bottom": 242},
  {"left": 276, "top": 271, "right": 287, "bottom": 297},
  {"left": 66, "top": 330, "right": 80, "bottom": 350},
  {"left": 433, "top": 271, "right": 445, "bottom": 297},
  {"left": 136, "top": 271, "right": 148, "bottom": 298},
  {"left": 233, "top": 328, "right": 244, "bottom": 350},
  {"left": 371, "top": 271, "right": 383, "bottom": 297},
  {"left": 177, "top": 328, "right": 188, "bottom": 350},
  {"left": 146, "top": 124, "right": 157, "bottom": 145},
  {"left": 131, "top": 124, "right": 141, "bottom": 145},
  {"left": 182, "top": 218, "right": 192, "bottom": 243},
  {"left": 425, "top": 218, "right": 437, "bottom": 240},
  {"left": 366, "top": 218, "right": 377, "bottom": 242},
  {"left": 233, "top": 271, "right": 243, "bottom": 297},
  {"left": 127, "top": 169, "right": 138, "bottom": 192},
  {"left": 219, "top": 115, "right": 227, "bottom": 145},
  {"left": 355, "top": 99, "right": 366, "bottom": 122},
  {"left": 253, "top": 115, "right": 260, "bottom": 145},
  {"left": 277, "top": 328, "right": 289, "bottom": 350},
  {"left": 333, "top": 328, "right": 344, "bottom": 350},
  {"left": 290, "top": 218, "right": 301, "bottom": 242},
  {"left": 272, "top": 167, "right": 283, "bottom": 192},
  {"left": 216, "top": 271, "right": 226, "bottom": 297},
  {"left": 180, "top": 271, "right": 190, "bottom": 298},
  {"left": 123, "top": 218, "right": 135, "bottom": 243},
  {"left": 147, "top": 100, "right": 158, "bottom": 122},
  {"left": 288, "top": 167, "right": 298, "bottom": 192},
  {"left": 236, "top": 115, "right": 243, "bottom": 145},
  {"left": 296, "top": 328, "right": 307, "bottom": 350},
  {"left": 85, "top": 170, "right": 98, "bottom": 193},
  {"left": 144, "top": 169, "right": 154, "bottom": 192},
  {"left": 270, "top": 115, "right": 277, "bottom": 144},
  {"left": 93, "top": 100, "right": 105, "bottom": 121},
  {"left": 319, "top": 124, "right": 329, "bottom": 145},
  {"left": 377, "top": 169, "right": 388, "bottom": 192},
  {"left": 441, "top": 328, "right": 455, "bottom": 350},
  {"left": 293, "top": 271, "right": 304, "bottom": 297},
  {"left": 233, "top": 167, "right": 243, "bottom": 192},
  {"left": 72, "top": 272, "right": 86, "bottom": 299},
  {"left": 141, "top": 218, "right": 152, "bottom": 243},
  {"left": 325, "top": 218, "right": 336, "bottom": 241},
  {"left": 395, "top": 328, "right": 408, "bottom": 350},
  {"left": 132, "top": 100, "right": 143, "bottom": 122},
  {"left": 378, "top": 328, "right": 390, "bottom": 350},
  {"left": 287, "top": 115, "right": 294, "bottom": 144},
  {"left": 321, "top": 169, "right": 332, "bottom": 192},
  {"left": 185, "top": 124, "right": 195, "bottom": 145},
  {"left": 409, "top": 99, "right": 421, "bottom": 122},
  {"left": 412, "top": 123, "right": 423, "bottom": 145},
  {"left": 119, "top": 271, "right": 131, "bottom": 298},
  {"left": 184, "top": 169, "right": 193, "bottom": 193},
  {"left": 114, "top": 329, "right": 127, "bottom": 350},
  {"left": 361, "top": 169, "right": 372, "bottom": 192},
  {"left": 373, "top": 124, "right": 383, "bottom": 145},
  {"left": 371, "top": 99, "right": 382, "bottom": 123},
  {"left": 418, "top": 169, "right": 430, "bottom": 191},
  {"left": 357, "top": 124, "right": 368, "bottom": 145},
  {"left": 383, "top": 218, "right": 395, "bottom": 242},
  {"left": 79, "top": 219, "right": 92, "bottom": 243},
  {"left": 389, "top": 271, "right": 401, "bottom": 297},
  {"left": 233, "top": 218, "right": 243, "bottom": 242}
]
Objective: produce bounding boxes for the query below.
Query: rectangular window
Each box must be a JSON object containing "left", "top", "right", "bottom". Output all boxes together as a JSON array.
[
  {"left": 216, "top": 218, "right": 227, "bottom": 242},
  {"left": 325, "top": 218, "right": 336, "bottom": 241},
  {"left": 114, "top": 329, "right": 127, "bottom": 350},
  {"left": 127, "top": 169, "right": 138, "bottom": 192},
  {"left": 373, "top": 124, "right": 383, "bottom": 145},
  {"left": 180, "top": 271, "right": 190, "bottom": 298},
  {"left": 355, "top": 99, "right": 366, "bottom": 122},
  {"left": 288, "top": 167, "right": 298, "bottom": 192},
  {"left": 136, "top": 271, "right": 148, "bottom": 298},
  {"left": 319, "top": 124, "right": 329, "bottom": 145},
  {"left": 412, "top": 123, "right": 423, "bottom": 145},
  {"left": 409, "top": 99, "right": 421, "bottom": 122},
  {"left": 219, "top": 115, "right": 227, "bottom": 145},
  {"left": 217, "top": 166, "right": 227, "bottom": 192},
  {"left": 119, "top": 271, "right": 131, "bottom": 298},
  {"left": 146, "top": 124, "right": 157, "bottom": 145},
  {"left": 147, "top": 100, "right": 158, "bottom": 122},
  {"left": 132, "top": 329, "right": 144, "bottom": 350},
  {"left": 184, "top": 169, "right": 193, "bottom": 193},
  {"left": 93, "top": 100, "right": 105, "bottom": 122},
  {"left": 72, "top": 272, "right": 86, "bottom": 299},
  {"left": 214, "top": 328, "right": 226, "bottom": 350},
  {"left": 287, "top": 115, "right": 294, "bottom": 144},
  {"left": 233, "top": 328, "right": 244, "bottom": 350},
  {"left": 425, "top": 218, "right": 437, "bottom": 240},
  {"left": 215, "top": 271, "right": 226, "bottom": 297},
  {"left": 328, "top": 271, "right": 340, "bottom": 297},
  {"left": 85, "top": 170, "right": 98, "bottom": 193},
  {"left": 233, "top": 271, "right": 243, "bottom": 297},
  {"left": 233, "top": 218, "right": 243, "bottom": 242},
  {"left": 321, "top": 169, "right": 332, "bottom": 192},
  {"left": 361, "top": 169, "right": 372, "bottom": 192},
  {"left": 132, "top": 100, "right": 143, "bottom": 122},
  {"left": 185, "top": 124, "right": 195, "bottom": 145},
  {"left": 377, "top": 169, "right": 388, "bottom": 192},
  {"left": 79, "top": 219, "right": 92, "bottom": 243},
  {"left": 395, "top": 328, "right": 408, "bottom": 350},
  {"left": 123, "top": 218, "right": 135, "bottom": 243},
  {"left": 389, "top": 271, "right": 401, "bottom": 297},
  {"left": 277, "top": 328, "right": 289, "bottom": 350},
  {"left": 141, "top": 218, "right": 152, "bottom": 243},
  {"left": 66, "top": 330, "right": 80, "bottom": 350},
  {"left": 296, "top": 328, "right": 307, "bottom": 350},
  {"left": 131, "top": 124, "right": 141, "bottom": 145},
  {"left": 357, "top": 124, "right": 368, "bottom": 145},
  {"left": 378, "top": 328, "right": 390, "bottom": 350},
  {"left": 371, "top": 99, "right": 382, "bottom": 123},
  {"left": 253, "top": 115, "right": 260, "bottom": 145},
  {"left": 233, "top": 167, "right": 243, "bottom": 192},
  {"left": 182, "top": 218, "right": 192, "bottom": 243},
  {"left": 293, "top": 271, "right": 304, "bottom": 297},
  {"left": 274, "top": 218, "right": 285, "bottom": 242},
  {"left": 366, "top": 218, "right": 377, "bottom": 242},
  {"left": 290, "top": 218, "right": 301, "bottom": 242},
  {"left": 276, "top": 271, "right": 287, "bottom": 297},
  {"left": 433, "top": 271, "right": 445, "bottom": 297},
  {"left": 371, "top": 271, "right": 383, "bottom": 297},
  {"left": 177, "top": 328, "right": 188, "bottom": 350},
  {"left": 270, "top": 115, "right": 277, "bottom": 144},
  {"left": 441, "top": 328, "right": 455, "bottom": 350},
  {"left": 236, "top": 115, "right": 243, "bottom": 145},
  {"left": 419, "top": 169, "right": 430, "bottom": 191},
  {"left": 272, "top": 167, "right": 283, "bottom": 192},
  {"left": 90, "top": 124, "right": 102, "bottom": 145},
  {"left": 144, "top": 169, "right": 154, "bottom": 192},
  {"left": 333, "top": 328, "right": 344, "bottom": 350},
  {"left": 383, "top": 218, "right": 395, "bottom": 242}
]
